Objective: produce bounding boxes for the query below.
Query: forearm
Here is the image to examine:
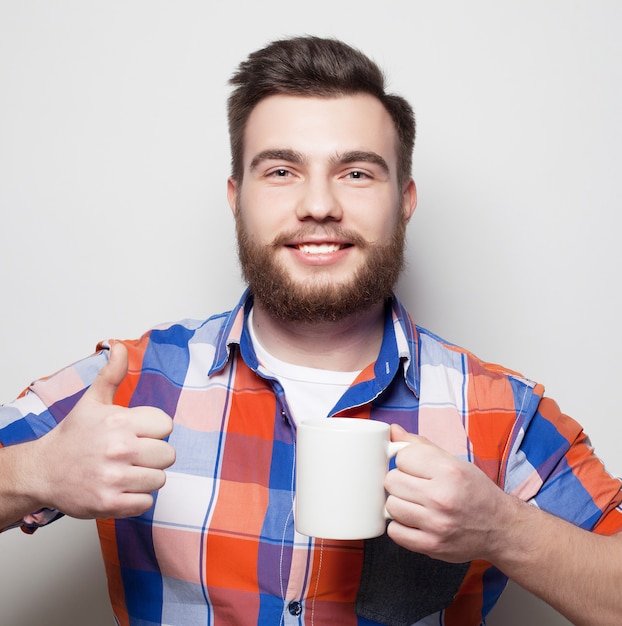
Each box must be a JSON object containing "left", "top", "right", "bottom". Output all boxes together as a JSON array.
[
  {"left": 490, "top": 494, "right": 622, "bottom": 625},
  {"left": 0, "top": 440, "right": 48, "bottom": 530}
]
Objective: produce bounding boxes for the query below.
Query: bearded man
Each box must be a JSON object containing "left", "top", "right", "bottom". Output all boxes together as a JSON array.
[{"left": 1, "top": 35, "right": 621, "bottom": 626}]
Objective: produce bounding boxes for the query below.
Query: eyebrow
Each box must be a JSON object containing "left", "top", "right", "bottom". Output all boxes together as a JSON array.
[
  {"left": 334, "top": 151, "right": 389, "bottom": 174},
  {"left": 248, "top": 148, "right": 390, "bottom": 175},
  {"left": 250, "top": 149, "right": 306, "bottom": 170}
]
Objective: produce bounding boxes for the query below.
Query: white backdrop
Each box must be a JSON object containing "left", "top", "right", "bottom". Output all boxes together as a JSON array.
[{"left": 1, "top": 1, "right": 620, "bottom": 624}]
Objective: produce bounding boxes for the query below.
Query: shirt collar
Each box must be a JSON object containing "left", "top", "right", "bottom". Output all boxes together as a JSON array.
[
  {"left": 208, "top": 288, "right": 420, "bottom": 398},
  {"left": 390, "top": 295, "right": 420, "bottom": 397},
  {"left": 208, "top": 288, "right": 253, "bottom": 375}
]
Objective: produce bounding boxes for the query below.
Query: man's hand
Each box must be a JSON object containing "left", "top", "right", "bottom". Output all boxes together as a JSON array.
[
  {"left": 384, "top": 424, "right": 622, "bottom": 625},
  {"left": 384, "top": 423, "right": 508, "bottom": 564},
  {"left": 29, "top": 342, "right": 176, "bottom": 519}
]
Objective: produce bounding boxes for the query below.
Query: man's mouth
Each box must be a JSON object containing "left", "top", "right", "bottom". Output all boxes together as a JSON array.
[{"left": 295, "top": 243, "right": 351, "bottom": 255}]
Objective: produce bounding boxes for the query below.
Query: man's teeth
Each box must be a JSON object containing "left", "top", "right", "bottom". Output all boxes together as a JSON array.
[{"left": 297, "top": 243, "right": 342, "bottom": 254}]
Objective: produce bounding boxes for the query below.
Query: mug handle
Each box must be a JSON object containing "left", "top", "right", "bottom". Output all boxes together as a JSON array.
[{"left": 387, "top": 440, "right": 409, "bottom": 458}]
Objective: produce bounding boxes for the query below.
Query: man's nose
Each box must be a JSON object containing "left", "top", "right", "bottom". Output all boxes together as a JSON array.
[{"left": 295, "top": 177, "right": 343, "bottom": 222}]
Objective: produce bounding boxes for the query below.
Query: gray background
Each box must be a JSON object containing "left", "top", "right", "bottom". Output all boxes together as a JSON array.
[{"left": 2, "top": 1, "right": 621, "bottom": 624}]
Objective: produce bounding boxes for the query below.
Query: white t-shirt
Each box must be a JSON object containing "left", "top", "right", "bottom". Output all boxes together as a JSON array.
[{"left": 248, "top": 310, "right": 361, "bottom": 425}]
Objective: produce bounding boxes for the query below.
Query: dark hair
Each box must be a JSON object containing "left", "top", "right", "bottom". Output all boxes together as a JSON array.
[{"left": 227, "top": 36, "right": 416, "bottom": 188}]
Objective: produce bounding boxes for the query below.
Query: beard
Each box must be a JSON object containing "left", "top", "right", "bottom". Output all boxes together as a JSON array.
[{"left": 235, "top": 207, "right": 407, "bottom": 323}]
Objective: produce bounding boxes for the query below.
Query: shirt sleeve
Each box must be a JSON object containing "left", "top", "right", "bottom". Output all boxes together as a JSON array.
[
  {"left": 503, "top": 391, "right": 622, "bottom": 535},
  {"left": 0, "top": 346, "right": 111, "bottom": 532}
]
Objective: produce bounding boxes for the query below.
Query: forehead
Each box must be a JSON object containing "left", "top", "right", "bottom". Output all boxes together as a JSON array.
[{"left": 243, "top": 94, "right": 399, "bottom": 169}]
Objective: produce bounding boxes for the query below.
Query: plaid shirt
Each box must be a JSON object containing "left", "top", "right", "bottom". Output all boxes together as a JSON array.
[{"left": 2, "top": 290, "right": 621, "bottom": 625}]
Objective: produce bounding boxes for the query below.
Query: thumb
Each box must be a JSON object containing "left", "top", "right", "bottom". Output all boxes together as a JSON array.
[
  {"left": 390, "top": 423, "right": 421, "bottom": 444},
  {"left": 86, "top": 342, "right": 129, "bottom": 405}
]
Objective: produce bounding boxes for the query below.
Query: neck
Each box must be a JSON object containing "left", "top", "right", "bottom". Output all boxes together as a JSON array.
[{"left": 251, "top": 299, "right": 387, "bottom": 371}]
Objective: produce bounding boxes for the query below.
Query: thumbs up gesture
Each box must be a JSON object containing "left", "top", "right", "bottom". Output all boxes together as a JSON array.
[{"left": 30, "top": 343, "right": 176, "bottom": 519}]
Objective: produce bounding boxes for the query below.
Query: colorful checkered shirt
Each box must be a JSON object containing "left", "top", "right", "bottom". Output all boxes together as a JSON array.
[{"left": 2, "top": 290, "right": 621, "bottom": 625}]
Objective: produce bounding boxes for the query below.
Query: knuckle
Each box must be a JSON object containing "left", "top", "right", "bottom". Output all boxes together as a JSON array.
[
  {"left": 432, "top": 489, "right": 455, "bottom": 512},
  {"left": 103, "top": 410, "right": 128, "bottom": 431},
  {"left": 104, "top": 438, "right": 135, "bottom": 463},
  {"left": 98, "top": 463, "right": 125, "bottom": 489},
  {"left": 434, "top": 517, "right": 455, "bottom": 538},
  {"left": 97, "top": 491, "right": 122, "bottom": 516}
]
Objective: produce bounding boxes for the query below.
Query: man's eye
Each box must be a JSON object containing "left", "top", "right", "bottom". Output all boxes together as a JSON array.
[
  {"left": 268, "top": 168, "right": 290, "bottom": 177},
  {"left": 347, "top": 170, "right": 369, "bottom": 180}
]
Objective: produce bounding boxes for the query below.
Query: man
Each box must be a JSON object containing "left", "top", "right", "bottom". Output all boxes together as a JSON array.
[{"left": 1, "top": 35, "right": 621, "bottom": 625}]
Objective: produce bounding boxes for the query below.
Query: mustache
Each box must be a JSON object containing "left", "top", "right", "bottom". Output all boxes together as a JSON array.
[{"left": 270, "top": 226, "right": 368, "bottom": 248}]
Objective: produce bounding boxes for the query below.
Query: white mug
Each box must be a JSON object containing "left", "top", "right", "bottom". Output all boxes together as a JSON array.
[{"left": 295, "top": 417, "right": 408, "bottom": 540}]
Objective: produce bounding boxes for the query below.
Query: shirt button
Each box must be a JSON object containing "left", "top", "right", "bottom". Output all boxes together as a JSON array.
[{"left": 288, "top": 600, "right": 302, "bottom": 616}]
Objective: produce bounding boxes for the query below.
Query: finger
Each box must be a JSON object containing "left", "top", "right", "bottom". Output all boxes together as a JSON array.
[
  {"left": 85, "top": 342, "right": 129, "bottom": 405},
  {"left": 391, "top": 424, "right": 444, "bottom": 449},
  {"left": 390, "top": 427, "right": 454, "bottom": 479},
  {"left": 386, "top": 518, "right": 436, "bottom": 556},
  {"left": 385, "top": 490, "right": 427, "bottom": 523},
  {"left": 122, "top": 466, "right": 169, "bottom": 495},
  {"left": 133, "top": 439, "right": 176, "bottom": 470},
  {"left": 101, "top": 492, "right": 156, "bottom": 519},
  {"left": 385, "top": 467, "right": 430, "bottom": 501},
  {"left": 127, "top": 407, "right": 174, "bottom": 439},
  {"left": 83, "top": 470, "right": 166, "bottom": 519},
  {"left": 390, "top": 423, "right": 420, "bottom": 443},
  {"left": 390, "top": 424, "right": 434, "bottom": 464},
  {"left": 385, "top": 494, "right": 448, "bottom": 548}
]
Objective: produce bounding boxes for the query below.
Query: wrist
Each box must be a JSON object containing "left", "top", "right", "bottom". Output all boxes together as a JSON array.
[
  {"left": 0, "top": 439, "right": 49, "bottom": 528},
  {"left": 482, "top": 491, "right": 541, "bottom": 569}
]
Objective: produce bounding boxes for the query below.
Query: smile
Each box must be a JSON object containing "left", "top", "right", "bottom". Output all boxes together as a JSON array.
[{"left": 295, "top": 243, "right": 351, "bottom": 255}]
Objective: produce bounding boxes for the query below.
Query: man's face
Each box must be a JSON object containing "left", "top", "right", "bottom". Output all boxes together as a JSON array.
[{"left": 227, "top": 94, "right": 417, "bottom": 322}]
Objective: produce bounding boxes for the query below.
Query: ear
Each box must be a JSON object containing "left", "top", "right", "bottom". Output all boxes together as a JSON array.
[
  {"left": 227, "top": 177, "right": 239, "bottom": 216},
  {"left": 401, "top": 178, "right": 417, "bottom": 223}
]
